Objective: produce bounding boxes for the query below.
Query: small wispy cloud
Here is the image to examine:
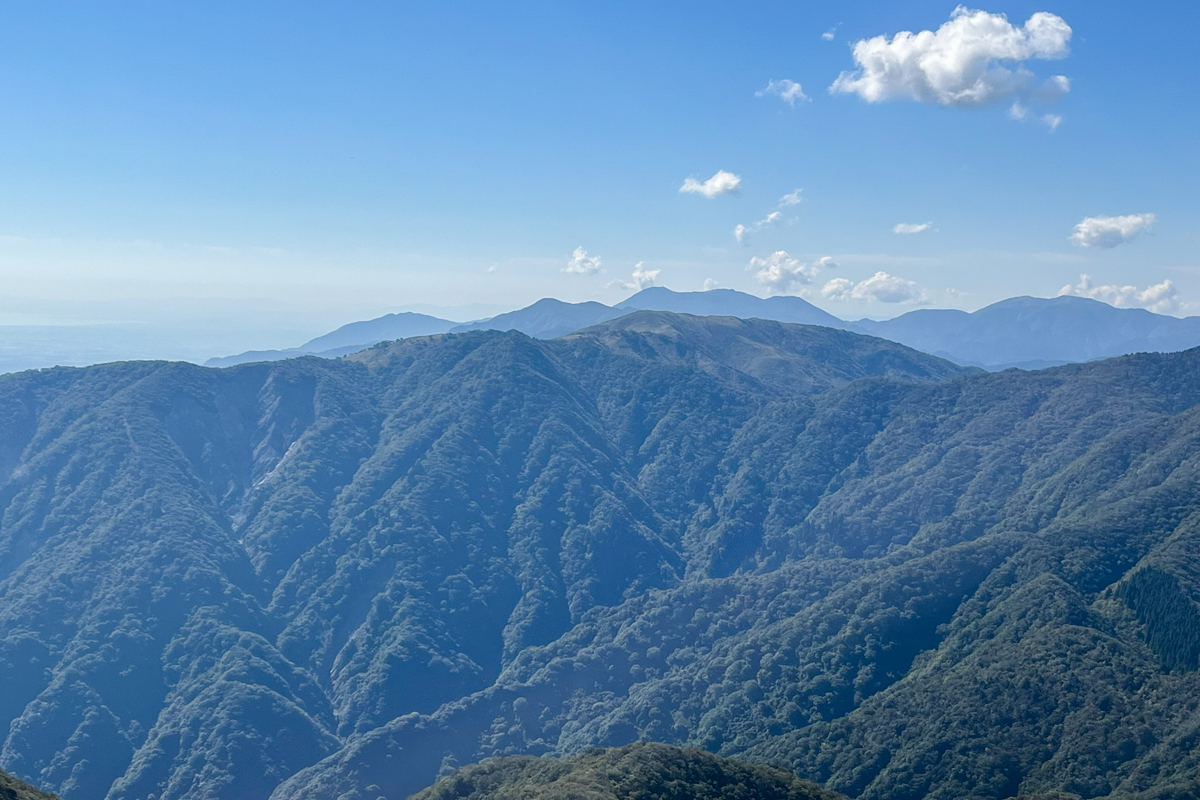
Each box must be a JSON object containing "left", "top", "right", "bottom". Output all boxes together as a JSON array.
[
  {"left": 779, "top": 189, "right": 803, "bottom": 206},
  {"left": 680, "top": 170, "right": 741, "bottom": 198},
  {"left": 821, "top": 25, "right": 839, "bottom": 41},
  {"left": 1009, "top": 103, "right": 1064, "bottom": 132},
  {"left": 703, "top": 278, "right": 719, "bottom": 291},
  {"left": 563, "top": 246, "right": 602, "bottom": 274},
  {"left": 893, "top": 222, "right": 933, "bottom": 235},
  {"left": 734, "top": 211, "right": 783, "bottom": 243},
  {"left": 1069, "top": 213, "right": 1155, "bottom": 248},
  {"left": 1058, "top": 274, "right": 1181, "bottom": 314},
  {"left": 756, "top": 79, "right": 810, "bottom": 107}
]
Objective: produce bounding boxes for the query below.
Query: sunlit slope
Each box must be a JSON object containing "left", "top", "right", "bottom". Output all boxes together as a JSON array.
[{"left": 0, "top": 769, "right": 58, "bottom": 800}]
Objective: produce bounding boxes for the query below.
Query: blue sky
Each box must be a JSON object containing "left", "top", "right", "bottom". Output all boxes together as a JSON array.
[{"left": 0, "top": 1, "right": 1195, "bottom": 351}]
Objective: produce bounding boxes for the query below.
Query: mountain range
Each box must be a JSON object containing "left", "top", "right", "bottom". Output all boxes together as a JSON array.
[
  {"left": 3, "top": 312, "right": 1200, "bottom": 800},
  {"left": 205, "top": 289, "right": 1200, "bottom": 372}
]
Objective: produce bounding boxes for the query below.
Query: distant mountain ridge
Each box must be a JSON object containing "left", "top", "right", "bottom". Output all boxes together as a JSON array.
[
  {"left": 855, "top": 295, "right": 1200, "bottom": 368},
  {"left": 448, "top": 298, "right": 626, "bottom": 339},
  {"left": 205, "top": 289, "right": 1200, "bottom": 372},
  {"left": 619, "top": 286, "right": 848, "bottom": 329},
  {"left": 205, "top": 311, "right": 456, "bottom": 367}
]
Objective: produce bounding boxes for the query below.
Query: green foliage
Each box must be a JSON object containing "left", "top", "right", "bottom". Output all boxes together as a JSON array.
[
  {"left": 1118, "top": 568, "right": 1200, "bottom": 671},
  {"left": 1, "top": 314, "right": 1200, "bottom": 800},
  {"left": 410, "top": 742, "right": 846, "bottom": 800}
]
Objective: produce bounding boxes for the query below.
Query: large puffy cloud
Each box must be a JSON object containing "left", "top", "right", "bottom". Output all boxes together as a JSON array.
[
  {"left": 1070, "top": 213, "right": 1155, "bottom": 248},
  {"left": 820, "top": 271, "right": 927, "bottom": 304},
  {"left": 749, "top": 251, "right": 819, "bottom": 294},
  {"left": 756, "top": 79, "right": 810, "bottom": 107},
  {"left": 610, "top": 261, "right": 660, "bottom": 291},
  {"left": 563, "top": 246, "right": 602, "bottom": 274},
  {"left": 749, "top": 251, "right": 838, "bottom": 295},
  {"left": 831, "top": 7, "right": 1071, "bottom": 109},
  {"left": 1058, "top": 274, "right": 1181, "bottom": 314},
  {"left": 680, "top": 170, "right": 741, "bottom": 198}
]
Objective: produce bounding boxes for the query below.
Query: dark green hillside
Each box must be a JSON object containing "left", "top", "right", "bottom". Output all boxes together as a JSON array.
[
  {"left": 0, "top": 769, "right": 57, "bottom": 800},
  {"left": 275, "top": 348, "right": 1200, "bottom": 800},
  {"left": 1, "top": 316, "right": 1200, "bottom": 800},
  {"left": 409, "top": 742, "right": 847, "bottom": 800}
]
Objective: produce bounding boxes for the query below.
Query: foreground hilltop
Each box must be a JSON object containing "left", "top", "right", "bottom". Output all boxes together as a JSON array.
[
  {"left": 412, "top": 743, "right": 847, "bottom": 800},
  {"left": 0, "top": 769, "right": 57, "bottom": 800},
  {"left": 0, "top": 313, "right": 1199, "bottom": 800}
]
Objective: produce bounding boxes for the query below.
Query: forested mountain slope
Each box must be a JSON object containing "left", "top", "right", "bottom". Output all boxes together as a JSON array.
[{"left": 0, "top": 312, "right": 1198, "bottom": 800}]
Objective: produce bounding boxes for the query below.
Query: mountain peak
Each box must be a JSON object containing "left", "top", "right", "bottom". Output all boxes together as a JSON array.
[{"left": 619, "top": 287, "right": 848, "bottom": 329}]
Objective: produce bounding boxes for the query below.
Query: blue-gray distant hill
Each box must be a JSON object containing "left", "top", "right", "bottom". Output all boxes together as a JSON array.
[
  {"left": 449, "top": 298, "right": 627, "bottom": 339},
  {"left": 855, "top": 295, "right": 1200, "bottom": 369},
  {"left": 619, "top": 286, "right": 851, "bottom": 329},
  {"left": 205, "top": 291, "right": 1200, "bottom": 373},
  {"left": 205, "top": 312, "right": 455, "bottom": 367}
]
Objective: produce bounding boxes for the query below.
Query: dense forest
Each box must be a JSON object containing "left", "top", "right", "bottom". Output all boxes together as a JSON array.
[
  {"left": 411, "top": 742, "right": 846, "bottom": 800},
  {"left": 1, "top": 312, "right": 1199, "bottom": 800}
]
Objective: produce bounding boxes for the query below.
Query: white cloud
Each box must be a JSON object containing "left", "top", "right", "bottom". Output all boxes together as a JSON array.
[
  {"left": 680, "top": 170, "right": 741, "bottom": 198},
  {"left": 1058, "top": 274, "right": 1181, "bottom": 314},
  {"left": 756, "top": 79, "right": 810, "bottom": 107},
  {"left": 486, "top": 264, "right": 497, "bottom": 274},
  {"left": 1009, "top": 101, "right": 1064, "bottom": 132},
  {"left": 749, "top": 250, "right": 822, "bottom": 295},
  {"left": 814, "top": 256, "right": 838, "bottom": 270},
  {"left": 563, "top": 246, "right": 602, "bottom": 274},
  {"left": 703, "top": 278, "right": 719, "bottom": 291},
  {"left": 1070, "top": 213, "right": 1155, "bottom": 248},
  {"left": 779, "top": 189, "right": 804, "bottom": 206},
  {"left": 820, "top": 271, "right": 927, "bottom": 303},
  {"left": 610, "top": 261, "right": 660, "bottom": 291},
  {"left": 830, "top": 7, "right": 1071, "bottom": 111},
  {"left": 822, "top": 27, "right": 838, "bottom": 41},
  {"left": 893, "top": 221, "right": 933, "bottom": 234},
  {"left": 734, "top": 211, "right": 783, "bottom": 243}
]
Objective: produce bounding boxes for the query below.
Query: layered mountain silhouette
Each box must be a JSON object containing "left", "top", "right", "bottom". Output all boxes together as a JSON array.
[
  {"left": 205, "top": 311, "right": 456, "bottom": 367},
  {"left": 618, "top": 287, "right": 848, "bottom": 329},
  {"left": 205, "top": 290, "right": 1200, "bottom": 372},
  {"left": 448, "top": 298, "right": 627, "bottom": 339},
  {"left": 3, "top": 313, "right": 1200, "bottom": 800},
  {"left": 856, "top": 294, "right": 1200, "bottom": 369}
]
